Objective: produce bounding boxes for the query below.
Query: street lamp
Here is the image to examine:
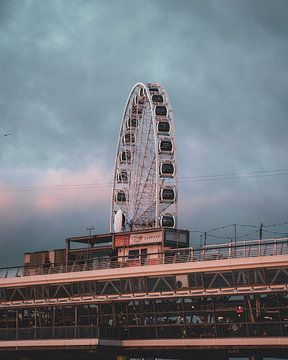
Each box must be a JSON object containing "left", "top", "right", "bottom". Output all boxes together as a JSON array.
[{"left": 86, "top": 227, "right": 95, "bottom": 236}]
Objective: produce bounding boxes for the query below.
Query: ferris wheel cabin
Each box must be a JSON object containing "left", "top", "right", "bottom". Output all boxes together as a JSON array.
[
  {"left": 155, "top": 105, "right": 168, "bottom": 116},
  {"left": 157, "top": 121, "right": 171, "bottom": 134},
  {"left": 159, "top": 139, "right": 174, "bottom": 153},
  {"left": 126, "top": 117, "right": 138, "bottom": 129},
  {"left": 152, "top": 94, "right": 164, "bottom": 103},
  {"left": 116, "top": 170, "right": 129, "bottom": 183},
  {"left": 160, "top": 162, "right": 175, "bottom": 177},
  {"left": 119, "top": 149, "right": 131, "bottom": 163}
]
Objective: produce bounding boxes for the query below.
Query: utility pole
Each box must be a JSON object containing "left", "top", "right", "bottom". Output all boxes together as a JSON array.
[
  {"left": 234, "top": 224, "right": 237, "bottom": 246},
  {"left": 204, "top": 232, "right": 207, "bottom": 246},
  {"left": 259, "top": 223, "right": 263, "bottom": 240}
]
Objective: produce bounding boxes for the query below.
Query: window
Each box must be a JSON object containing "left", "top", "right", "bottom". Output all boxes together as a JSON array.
[{"left": 128, "top": 250, "right": 139, "bottom": 260}]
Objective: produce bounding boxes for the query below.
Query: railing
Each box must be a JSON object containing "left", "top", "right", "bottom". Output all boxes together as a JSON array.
[
  {"left": 0, "top": 326, "right": 98, "bottom": 341},
  {"left": 0, "top": 238, "right": 287, "bottom": 279},
  {"left": 0, "top": 322, "right": 287, "bottom": 341}
]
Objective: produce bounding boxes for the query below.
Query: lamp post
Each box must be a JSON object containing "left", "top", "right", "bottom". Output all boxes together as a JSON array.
[{"left": 86, "top": 227, "right": 95, "bottom": 236}]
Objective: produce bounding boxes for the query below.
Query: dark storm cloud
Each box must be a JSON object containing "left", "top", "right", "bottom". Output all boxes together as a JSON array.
[{"left": 0, "top": 0, "right": 287, "bottom": 265}]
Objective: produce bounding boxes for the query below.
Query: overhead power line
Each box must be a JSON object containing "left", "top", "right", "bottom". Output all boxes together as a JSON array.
[
  {"left": 191, "top": 221, "right": 288, "bottom": 242},
  {"left": 0, "top": 168, "right": 287, "bottom": 193},
  {"left": 263, "top": 221, "right": 288, "bottom": 228},
  {"left": 263, "top": 229, "right": 288, "bottom": 236},
  {"left": 179, "top": 168, "right": 288, "bottom": 183}
]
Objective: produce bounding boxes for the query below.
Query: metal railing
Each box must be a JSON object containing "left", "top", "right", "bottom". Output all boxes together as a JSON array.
[
  {"left": 0, "top": 322, "right": 287, "bottom": 341},
  {"left": 0, "top": 326, "right": 98, "bottom": 341},
  {"left": 0, "top": 237, "right": 287, "bottom": 279}
]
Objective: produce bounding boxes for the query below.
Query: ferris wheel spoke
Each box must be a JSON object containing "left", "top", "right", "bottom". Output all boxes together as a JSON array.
[
  {"left": 134, "top": 104, "right": 149, "bottom": 179},
  {"left": 130, "top": 101, "right": 148, "bottom": 217},
  {"left": 134, "top": 200, "right": 156, "bottom": 224},
  {"left": 132, "top": 112, "right": 154, "bottom": 215},
  {"left": 133, "top": 153, "right": 156, "bottom": 220}
]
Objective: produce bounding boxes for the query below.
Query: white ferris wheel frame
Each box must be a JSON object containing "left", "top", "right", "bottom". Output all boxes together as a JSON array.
[{"left": 110, "top": 82, "right": 178, "bottom": 232}]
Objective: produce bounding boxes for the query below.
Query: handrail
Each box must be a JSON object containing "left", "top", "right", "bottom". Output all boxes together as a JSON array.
[{"left": 0, "top": 237, "right": 287, "bottom": 279}]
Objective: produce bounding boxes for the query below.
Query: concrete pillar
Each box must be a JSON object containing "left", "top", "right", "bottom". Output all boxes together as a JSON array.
[{"left": 249, "top": 355, "right": 262, "bottom": 360}]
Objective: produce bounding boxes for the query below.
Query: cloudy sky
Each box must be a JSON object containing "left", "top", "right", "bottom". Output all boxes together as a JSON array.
[{"left": 0, "top": 0, "right": 288, "bottom": 266}]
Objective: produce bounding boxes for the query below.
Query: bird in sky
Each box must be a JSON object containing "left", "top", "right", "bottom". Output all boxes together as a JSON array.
[{"left": 3, "top": 133, "right": 12, "bottom": 136}]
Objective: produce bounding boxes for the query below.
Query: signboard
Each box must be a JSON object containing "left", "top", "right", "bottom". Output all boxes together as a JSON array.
[
  {"left": 130, "top": 231, "right": 162, "bottom": 245},
  {"left": 114, "top": 231, "right": 162, "bottom": 247},
  {"left": 114, "top": 234, "right": 130, "bottom": 247}
]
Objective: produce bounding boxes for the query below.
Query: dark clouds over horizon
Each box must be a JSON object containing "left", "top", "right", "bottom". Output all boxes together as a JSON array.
[{"left": 0, "top": 0, "right": 288, "bottom": 266}]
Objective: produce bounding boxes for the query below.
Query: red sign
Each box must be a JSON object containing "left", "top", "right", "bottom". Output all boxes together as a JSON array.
[
  {"left": 114, "top": 231, "right": 162, "bottom": 247},
  {"left": 114, "top": 234, "right": 130, "bottom": 247},
  {"left": 130, "top": 231, "right": 162, "bottom": 245}
]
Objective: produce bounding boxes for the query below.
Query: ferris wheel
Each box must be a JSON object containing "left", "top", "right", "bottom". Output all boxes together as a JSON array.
[{"left": 110, "top": 82, "right": 178, "bottom": 232}]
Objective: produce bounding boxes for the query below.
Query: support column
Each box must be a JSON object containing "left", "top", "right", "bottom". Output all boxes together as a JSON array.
[{"left": 249, "top": 354, "right": 263, "bottom": 360}]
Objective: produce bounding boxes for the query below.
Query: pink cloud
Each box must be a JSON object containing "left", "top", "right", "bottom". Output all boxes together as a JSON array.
[
  {"left": 0, "top": 165, "right": 112, "bottom": 217},
  {"left": 0, "top": 191, "right": 16, "bottom": 211},
  {"left": 33, "top": 166, "right": 112, "bottom": 213}
]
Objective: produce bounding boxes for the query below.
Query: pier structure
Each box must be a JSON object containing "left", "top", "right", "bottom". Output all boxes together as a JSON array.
[{"left": 0, "top": 229, "right": 287, "bottom": 359}]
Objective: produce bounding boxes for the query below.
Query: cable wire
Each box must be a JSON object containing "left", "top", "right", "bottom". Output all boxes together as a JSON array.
[{"left": 0, "top": 168, "right": 287, "bottom": 193}]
